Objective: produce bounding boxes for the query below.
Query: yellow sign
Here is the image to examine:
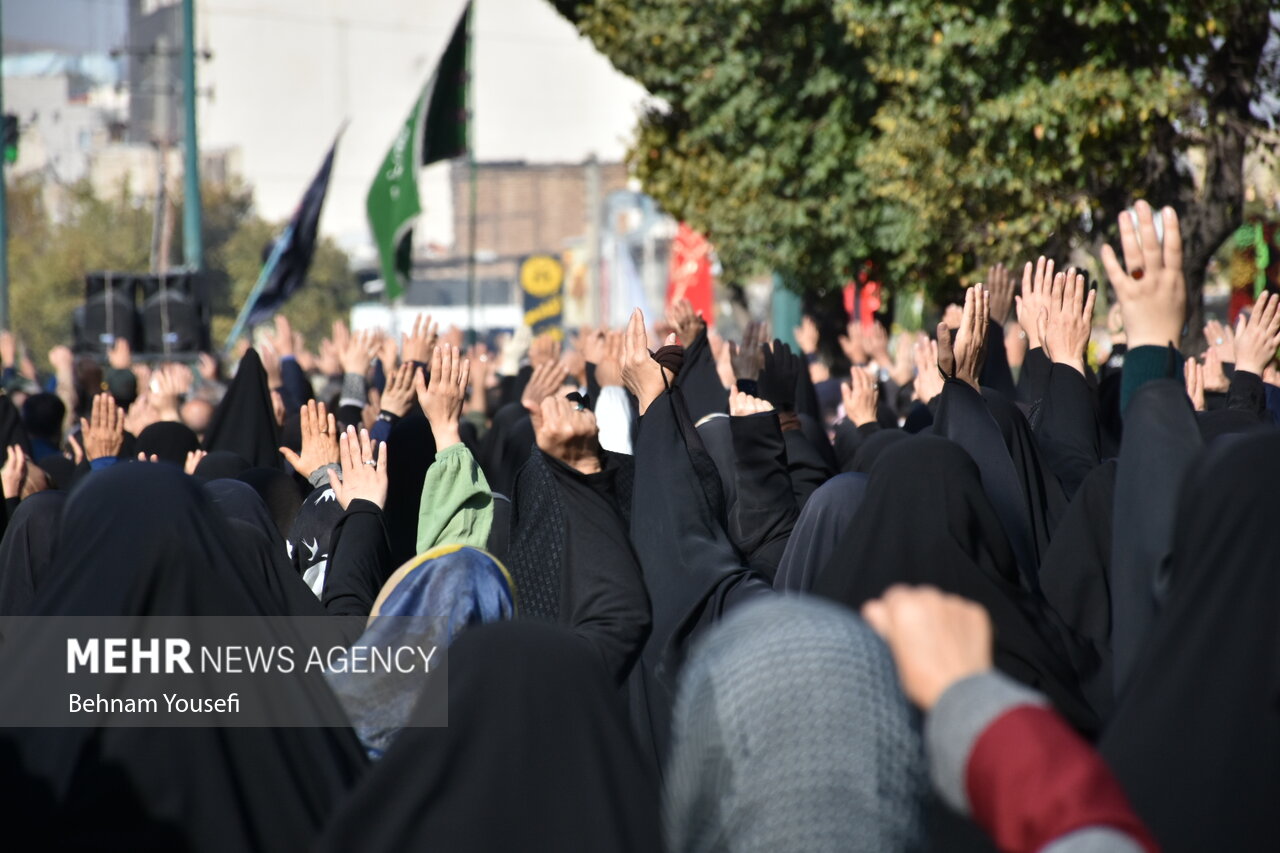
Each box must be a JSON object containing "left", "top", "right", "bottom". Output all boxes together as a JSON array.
[{"left": 520, "top": 255, "right": 564, "bottom": 298}]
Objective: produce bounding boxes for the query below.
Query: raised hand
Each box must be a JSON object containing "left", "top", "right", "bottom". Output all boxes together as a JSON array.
[
  {"left": 861, "top": 585, "right": 994, "bottom": 711},
  {"left": 621, "top": 308, "right": 670, "bottom": 415},
  {"left": 1231, "top": 292, "right": 1280, "bottom": 377},
  {"left": 838, "top": 320, "right": 868, "bottom": 364},
  {"left": 380, "top": 361, "right": 418, "bottom": 418},
  {"left": 666, "top": 298, "right": 705, "bottom": 345},
  {"left": 987, "top": 262, "right": 1015, "bottom": 326},
  {"left": 728, "top": 385, "right": 775, "bottom": 417},
  {"left": 594, "top": 330, "right": 625, "bottom": 387},
  {"left": 528, "top": 333, "right": 562, "bottom": 370},
  {"left": 416, "top": 343, "right": 470, "bottom": 449},
  {"left": 376, "top": 330, "right": 399, "bottom": 374},
  {"left": 1184, "top": 358, "right": 1206, "bottom": 411},
  {"left": 317, "top": 337, "right": 342, "bottom": 377},
  {"left": 1016, "top": 256, "right": 1056, "bottom": 350},
  {"left": 1037, "top": 269, "right": 1096, "bottom": 377},
  {"left": 184, "top": 448, "right": 207, "bottom": 476},
  {"left": 519, "top": 358, "right": 570, "bottom": 432},
  {"left": 1204, "top": 318, "right": 1236, "bottom": 364},
  {"left": 913, "top": 337, "right": 945, "bottom": 405},
  {"left": 950, "top": 285, "right": 989, "bottom": 391},
  {"left": 280, "top": 400, "right": 339, "bottom": 477},
  {"left": 1202, "top": 346, "right": 1229, "bottom": 393},
  {"left": 729, "top": 321, "right": 767, "bottom": 381},
  {"left": 1100, "top": 200, "right": 1185, "bottom": 349},
  {"left": 842, "top": 366, "right": 880, "bottom": 426},
  {"left": 327, "top": 426, "right": 388, "bottom": 510},
  {"left": 339, "top": 328, "right": 379, "bottom": 377},
  {"left": 794, "top": 315, "right": 820, "bottom": 356},
  {"left": 149, "top": 364, "right": 183, "bottom": 421},
  {"left": 865, "top": 321, "right": 892, "bottom": 369},
  {"left": 2, "top": 444, "right": 27, "bottom": 499},
  {"left": 269, "top": 314, "right": 295, "bottom": 358},
  {"left": 80, "top": 392, "right": 125, "bottom": 460},
  {"left": 534, "top": 394, "right": 602, "bottom": 475},
  {"left": 259, "top": 341, "right": 284, "bottom": 388},
  {"left": 107, "top": 337, "right": 132, "bottom": 371}
]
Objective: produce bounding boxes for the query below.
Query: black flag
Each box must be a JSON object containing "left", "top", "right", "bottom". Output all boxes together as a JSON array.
[{"left": 249, "top": 131, "right": 341, "bottom": 325}]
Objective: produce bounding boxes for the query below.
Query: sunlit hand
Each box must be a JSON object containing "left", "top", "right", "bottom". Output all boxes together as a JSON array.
[
  {"left": 842, "top": 366, "right": 879, "bottom": 426},
  {"left": 1100, "top": 200, "right": 1185, "bottom": 349},
  {"left": 621, "top": 309, "right": 671, "bottom": 415},
  {"left": 986, "top": 262, "right": 1014, "bottom": 326},
  {"left": 280, "top": 400, "right": 338, "bottom": 477},
  {"left": 380, "top": 361, "right": 418, "bottom": 418},
  {"left": 1231, "top": 291, "right": 1280, "bottom": 377},
  {"left": 184, "top": 448, "right": 207, "bottom": 476},
  {"left": 2, "top": 444, "right": 27, "bottom": 499},
  {"left": 666, "top": 298, "right": 705, "bottom": 346},
  {"left": 951, "top": 285, "right": 989, "bottom": 391},
  {"left": 519, "top": 358, "right": 570, "bottom": 432},
  {"left": 80, "top": 392, "right": 125, "bottom": 460},
  {"left": 534, "top": 394, "right": 602, "bottom": 475},
  {"left": 1184, "top": 358, "right": 1206, "bottom": 411},
  {"left": 327, "top": 426, "right": 388, "bottom": 510},
  {"left": 728, "top": 385, "right": 774, "bottom": 416},
  {"left": 1016, "top": 256, "right": 1055, "bottom": 350},
  {"left": 416, "top": 344, "right": 470, "bottom": 449},
  {"left": 862, "top": 585, "right": 994, "bottom": 711},
  {"left": 1037, "top": 269, "right": 1096, "bottom": 377},
  {"left": 913, "top": 338, "right": 944, "bottom": 405}
]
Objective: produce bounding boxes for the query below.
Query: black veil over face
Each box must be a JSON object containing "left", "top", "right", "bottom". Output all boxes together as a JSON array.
[
  {"left": 0, "top": 464, "right": 365, "bottom": 851},
  {"left": 1101, "top": 431, "right": 1280, "bottom": 851},
  {"left": 812, "top": 436, "right": 1097, "bottom": 733},
  {"left": 0, "top": 490, "right": 66, "bottom": 616},
  {"left": 316, "top": 621, "right": 662, "bottom": 853}
]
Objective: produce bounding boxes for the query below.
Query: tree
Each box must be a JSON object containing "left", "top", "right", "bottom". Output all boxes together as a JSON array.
[{"left": 553, "top": 0, "right": 1279, "bottom": 343}]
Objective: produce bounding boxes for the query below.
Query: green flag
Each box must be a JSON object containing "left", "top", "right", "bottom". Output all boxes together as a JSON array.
[{"left": 367, "top": 2, "right": 470, "bottom": 300}]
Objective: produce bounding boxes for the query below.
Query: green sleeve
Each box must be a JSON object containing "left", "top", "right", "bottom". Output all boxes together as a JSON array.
[
  {"left": 416, "top": 442, "right": 494, "bottom": 555},
  {"left": 1120, "top": 345, "right": 1184, "bottom": 415}
]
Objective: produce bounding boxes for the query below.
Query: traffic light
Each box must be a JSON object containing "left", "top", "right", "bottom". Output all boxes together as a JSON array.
[{"left": 2, "top": 114, "right": 17, "bottom": 165}]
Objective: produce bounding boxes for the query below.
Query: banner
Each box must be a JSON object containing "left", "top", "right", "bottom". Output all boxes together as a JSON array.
[
  {"left": 366, "top": 3, "right": 470, "bottom": 300},
  {"left": 665, "top": 222, "right": 714, "bottom": 325},
  {"left": 520, "top": 255, "right": 564, "bottom": 339}
]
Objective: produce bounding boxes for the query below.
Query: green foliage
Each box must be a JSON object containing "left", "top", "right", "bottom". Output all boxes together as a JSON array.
[
  {"left": 6, "top": 175, "right": 355, "bottom": 366},
  {"left": 554, "top": 0, "right": 1278, "bottom": 303}
]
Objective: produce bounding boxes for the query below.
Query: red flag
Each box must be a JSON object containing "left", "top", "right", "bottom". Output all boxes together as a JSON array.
[{"left": 666, "top": 223, "right": 715, "bottom": 326}]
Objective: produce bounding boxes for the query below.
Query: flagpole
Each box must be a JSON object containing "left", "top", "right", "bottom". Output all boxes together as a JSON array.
[
  {"left": 222, "top": 222, "right": 295, "bottom": 356},
  {"left": 465, "top": 1, "right": 478, "bottom": 345}
]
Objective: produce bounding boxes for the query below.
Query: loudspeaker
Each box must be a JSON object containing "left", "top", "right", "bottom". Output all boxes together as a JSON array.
[
  {"left": 140, "top": 271, "right": 208, "bottom": 355},
  {"left": 73, "top": 272, "right": 141, "bottom": 355}
]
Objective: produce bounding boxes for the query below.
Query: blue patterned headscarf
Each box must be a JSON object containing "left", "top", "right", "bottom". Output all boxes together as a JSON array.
[{"left": 326, "top": 545, "right": 515, "bottom": 757}]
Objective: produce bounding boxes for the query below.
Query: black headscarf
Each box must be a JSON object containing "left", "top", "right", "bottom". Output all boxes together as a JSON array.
[
  {"left": 288, "top": 483, "right": 345, "bottom": 593},
  {"left": 236, "top": 467, "right": 304, "bottom": 540},
  {"left": 382, "top": 412, "right": 436, "bottom": 567},
  {"left": 0, "top": 491, "right": 66, "bottom": 616},
  {"left": 203, "top": 348, "right": 280, "bottom": 468},
  {"left": 193, "top": 449, "right": 252, "bottom": 481},
  {"left": 849, "top": 427, "right": 907, "bottom": 473},
  {"left": 0, "top": 464, "right": 366, "bottom": 851},
  {"left": 134, "top": 421, "right": 201, "bottom": 466},
  {"left": 35, "top": 454, "right": 76, "bottom": 490},
  {"left": 1100, "top": 431, "right": 1280, "bottom": 851},
  {"left": 812, "top": 436, "right": 1098, "bottom": 734},
  {"left": 0, "top": 394, "right": 32, "bottom": 455},
  {"left": 315, "top": 621, "right": 662, "bottom": 853},
  {"left": 773, "top": 472, "right": 868, "bottom": 593}
]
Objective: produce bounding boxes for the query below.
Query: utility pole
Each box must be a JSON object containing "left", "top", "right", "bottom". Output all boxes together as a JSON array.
[
  {"left": 0, "top": 0, "right": 10, "bottom": 331},
  {"left": 181, "top": 0, "right": 203, "bottom": 271}
]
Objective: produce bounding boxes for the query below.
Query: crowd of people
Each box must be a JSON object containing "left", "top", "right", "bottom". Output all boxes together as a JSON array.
[{"left": 0, "top": 198, "right": 1275, "bottom": 851}]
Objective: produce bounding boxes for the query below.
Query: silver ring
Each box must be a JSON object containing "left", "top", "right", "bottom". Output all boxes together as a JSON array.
[
  {"left": 363, "top": 460, "right": 376, "bottom": 466},
  {"left": 1215, "top": 338, "right": 1223, "bottom": 345}
]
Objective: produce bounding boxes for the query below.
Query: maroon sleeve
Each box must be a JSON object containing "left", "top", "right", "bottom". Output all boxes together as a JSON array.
[{"left": 966, "top": 705, "right": 1158, "bottom": 853}]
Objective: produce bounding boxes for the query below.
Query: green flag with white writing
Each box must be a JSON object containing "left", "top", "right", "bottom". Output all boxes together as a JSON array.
[{"left": 366, "top": 2, "right": 469, "bottom": 300}]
